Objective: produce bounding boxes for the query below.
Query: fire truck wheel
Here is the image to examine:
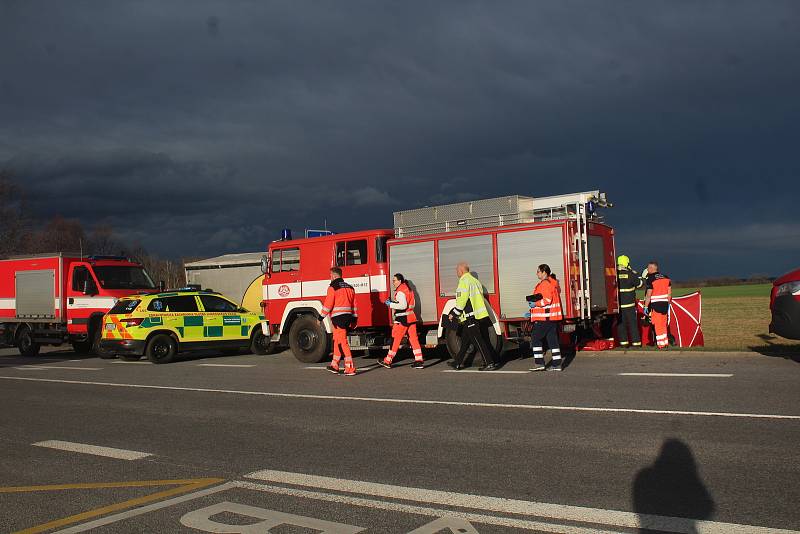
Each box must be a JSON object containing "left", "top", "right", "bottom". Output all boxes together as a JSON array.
[
  {"left": 445, "top": 326, "right": 503, "bottom": 360},
  {"left": 89, "top": 322, "right": 113, "bottom": 359},
  {"left": 250, "top": 329, "right": 271, "bottom": 355},
  {"left": 288, "top": 315, "right": 330, "bottom": 363},
  {"left": 146, "top": 334, "right": 177, "bottom": 364},
  {"left": 16, "top": 325, "right": 40, "bottom": 357}
]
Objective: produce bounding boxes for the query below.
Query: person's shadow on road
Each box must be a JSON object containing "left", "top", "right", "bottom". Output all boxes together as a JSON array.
[{"left": 633, "top": 439, "right": 715, "bottom": 534}]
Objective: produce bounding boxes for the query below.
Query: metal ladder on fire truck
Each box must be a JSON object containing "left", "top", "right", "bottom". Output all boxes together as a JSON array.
[{"left": 530, "top": 191, "right": 612, "bottom": 322}]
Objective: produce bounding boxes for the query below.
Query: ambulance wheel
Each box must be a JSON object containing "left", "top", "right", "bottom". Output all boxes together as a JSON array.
[
  {"left": 445, "top": 326, "right": 504, "bottom": 360},
  {"left": 146, "top": 334, "right": 177, "bottom": 364},
  {"left": 250, "top": 329, "right": 270, "bottom": 355},
  {"left": 17, "top": 325, "right": 40, "bottom": 357},
  {"left": 288, "top": 315, "right": 330, "bottom": 363}
]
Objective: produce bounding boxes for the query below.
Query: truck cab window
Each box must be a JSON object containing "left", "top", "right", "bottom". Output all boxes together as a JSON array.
[
  {"left": 279, "top": 248, "right": 300, "bottom": 272},
  {"left": 336, "top": 240, "right": 368, "bottom": 266},
  {"left": 375, "top": 237, "right": 388, "bottom": 263},
  {"left": 71, "top": 266, "right": 91, "bottom": 292}
]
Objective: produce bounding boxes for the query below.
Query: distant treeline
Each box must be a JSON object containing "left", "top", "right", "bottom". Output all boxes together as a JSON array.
[
  {"left": 0, "top": 171, "right": 187, "bottom": 287},
  {"left": 674, "top": 275, "right": 774, "bottom": 288}
]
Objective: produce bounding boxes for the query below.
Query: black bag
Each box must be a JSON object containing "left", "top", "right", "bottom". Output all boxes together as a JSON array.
[
  {"left": 396, "top": 314, "right": 409, "bottom": 326},
  {"left": 526, "top": 293, "right": 543, "bottom": 302},
  {"left": 441, "top": 313, "right": 460, "bottom": 331}
]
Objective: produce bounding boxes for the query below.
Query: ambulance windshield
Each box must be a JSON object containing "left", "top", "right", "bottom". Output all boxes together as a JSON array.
[{"left": 92, "top": 266, "right": 156, "bottom": 290}]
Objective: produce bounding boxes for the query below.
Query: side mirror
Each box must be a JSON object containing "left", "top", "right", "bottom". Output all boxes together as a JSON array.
[
  {"left": 260, "top": 255, "right": 269, "bottom": 275},
  {"left": 82, "top": 279, "right": 98, "bottom": 296}
]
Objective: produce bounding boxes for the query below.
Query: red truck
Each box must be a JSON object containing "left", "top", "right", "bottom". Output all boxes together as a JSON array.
[
  {"left": 0, "top": 254, "right": 157, "bottom": 356},
  {"left": 260, "top": 191, "right": 618, "bottom": 362}
]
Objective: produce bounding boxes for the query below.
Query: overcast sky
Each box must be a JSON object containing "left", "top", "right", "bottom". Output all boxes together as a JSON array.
[{"left": 1, "top": 1, "right": 798, "bottom": 279}]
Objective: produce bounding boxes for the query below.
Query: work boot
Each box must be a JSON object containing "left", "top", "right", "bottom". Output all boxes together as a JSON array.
[
  {"left": 377, "top": 359, "right": 392, "bottom": 369},
  {"left": 479, "top": 363, "right": 499, "bottom": 371},
  {"left": 326, "top": 365, "right": 340, "bottom": 375},
  {"left": 411, "top": 361, "right": 424, "bottom": 369},
  {"left": 548, "top": 360, "right": 563, "bottom": 371},
  {"left": 343, "top": 368, "right": 357, "bottom": 376},
  {"left": 447, "top": 361, "right": 465, "bottom": 370},
  {"left": 529, "top": 359, "right": 546, "bottom": 372}
]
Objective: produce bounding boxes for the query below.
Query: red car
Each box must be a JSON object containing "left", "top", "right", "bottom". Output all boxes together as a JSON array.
[{"left": 770, "top": 268, "right": 800, "bottom": 340}]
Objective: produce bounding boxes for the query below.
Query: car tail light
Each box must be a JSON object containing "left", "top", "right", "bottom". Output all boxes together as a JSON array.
[
  {"left": 120, "top": 317, "right": 144, "bottom": 327},
  {"left": 776, "top": 281, "right": 800, "bottom": 297}
]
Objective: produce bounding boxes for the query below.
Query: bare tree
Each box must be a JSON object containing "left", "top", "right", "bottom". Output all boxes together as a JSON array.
[{"left": 0, "top": 171, "right": 30, "bottom": 256}]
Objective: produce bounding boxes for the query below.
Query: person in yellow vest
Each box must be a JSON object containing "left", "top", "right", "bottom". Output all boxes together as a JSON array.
[
  {"left": 643, "top": 261, "right": 672, "bottom": 350},
  {"left": 447, "top": 262, "right": 500, "bottom": 371},
  {"left": 528, "top": 264, "right": 564, "bottom": 371},
  {"left": 378, "top": 273, "right": 424, "bottom": 369}
]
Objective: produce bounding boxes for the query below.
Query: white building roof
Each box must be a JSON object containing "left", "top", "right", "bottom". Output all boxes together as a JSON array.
[{"left": 185, "top": 252, "right": 264, "bottom": 269}]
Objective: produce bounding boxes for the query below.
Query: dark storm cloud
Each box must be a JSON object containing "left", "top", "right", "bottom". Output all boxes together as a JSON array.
[{"left": 1, "top": 1, "right": 798, "bottom": 277}]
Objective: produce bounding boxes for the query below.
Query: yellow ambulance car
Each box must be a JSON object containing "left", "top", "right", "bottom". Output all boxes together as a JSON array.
[{"left": 100, "top": 288, "right": 269, "bottom": 363}]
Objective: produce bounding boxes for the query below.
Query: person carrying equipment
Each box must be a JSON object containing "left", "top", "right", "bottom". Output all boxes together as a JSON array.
[
  {"left": 616, "top": 255, "right": 644, "bottom": 348},
  {"left": 379, "top": 273, "right": 424, "bottom": 369},
  {"left": 319, "top": 267, "right": 358, "bottom": 375},
  {"left": 643, "top": 261, "right": 672, "bottom": 350},
  {"left": 447, "top": 262, "right": 500, "bottom": 371},
  {"left": 528, "top": 264, "right": 564, "bottom": 371}
]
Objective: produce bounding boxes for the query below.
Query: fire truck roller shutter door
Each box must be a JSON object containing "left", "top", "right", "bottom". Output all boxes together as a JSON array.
[
  {"left": 437, "top": 235, "right": 495, "bottom": 297},
  {"left": 496, "top": 227, "right": 564, "bottom": 319},
  {"left": 388, "top": 241, "right": 436, "bottom": 323}
]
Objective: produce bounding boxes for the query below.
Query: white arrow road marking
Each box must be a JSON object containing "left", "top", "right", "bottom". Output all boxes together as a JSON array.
[{"left": 33, "top": 440, "right": 152, "bottom": 460}]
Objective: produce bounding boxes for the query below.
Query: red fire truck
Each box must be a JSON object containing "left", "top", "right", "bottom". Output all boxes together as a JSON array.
[
  {"left": 0, "top": 254, "right": 157, "bottom": 356},
  {"left": 260, "top": 191, "right": 618, "bottom": 362}
]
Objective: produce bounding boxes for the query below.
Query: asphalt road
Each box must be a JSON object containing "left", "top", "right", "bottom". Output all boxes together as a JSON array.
[{"left": 0, "top": 345, "right": 798, "bottom": 533}]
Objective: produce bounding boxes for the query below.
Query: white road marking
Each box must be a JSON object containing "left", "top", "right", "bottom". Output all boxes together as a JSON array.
[
  {"left": 52, "top": 483, "right": 236, "bottom": 533},
  {"left": 619, "top": 373, "right": 733, "bottom": 378},
  {"left": 243, "top": 470, "right": 798, "bottom": 534},
  {"left": 32, "top": 440, "right": 152, "bottom": 460},
  {"left": 236, "top": 481, "right": 613, "bottom": 534},
  {"left": 15, "top": 365, "right": 102, "bottom": 371},
  {"left": 111, "top": 360, "right": 151, "bottom": 365},
  {"left": 197, "top": 364, "right": 256, "bottom": 368},
  {"left": 14, "top": 367, "right": 49, "bottom": 371},
  {"left": 442, "top": 370, "right": 530, "bottom": 374},
  {"left": 1, "top": 375, "right": 798, "bottom": 420}
]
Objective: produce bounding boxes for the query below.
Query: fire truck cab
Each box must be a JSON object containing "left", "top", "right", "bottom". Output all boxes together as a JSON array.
[
  {"left": 262, "top": 230, "right": 393, "bottom": 362},
  {"left": 0, "top": 254, "right": 157, "bottom": 356},
  {"left": 262, "top": 191, "right": 618, "bottom": 363}
]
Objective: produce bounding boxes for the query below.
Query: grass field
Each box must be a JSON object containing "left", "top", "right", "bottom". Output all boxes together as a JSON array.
[{"left": 638, "top": 283, "right": 799, "bottom": 354}]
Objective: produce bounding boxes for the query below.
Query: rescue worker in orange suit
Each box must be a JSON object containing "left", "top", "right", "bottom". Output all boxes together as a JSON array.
[
  {"left": 616, "top": 255, "right": 643, "bottom": 348},
  {"left": 319, "top": 267, "right": 358, "bottom": 375},
  {"left": 378, "top": 273, "right": 424, "bottom": 369},
  {"left": 527, "top": 264, "right": 564, "bottom": 371},
  {"left": 643, "top": 261, "right": 672, "bottom": 350}
]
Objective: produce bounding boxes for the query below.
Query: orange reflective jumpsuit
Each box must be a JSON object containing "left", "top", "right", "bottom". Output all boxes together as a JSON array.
[
  {"left": 383, "top": 282, "right": 423, "bottom": 365},
  {"left": 645, "top": 272, "right": 671, "bottom": 349},
  {"left": 320, "top": 278, "right": 358, "bottom": 374}
]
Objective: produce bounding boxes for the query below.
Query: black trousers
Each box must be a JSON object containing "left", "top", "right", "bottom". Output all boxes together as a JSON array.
[
  {"left": 530, "top": 321, "right": 560, "bottom": 357},
  {"left": 453, "top": 317, "right": 497, "bottom": 367},
  {"left": 617, "top": 306, "right": 641, "bottom": 344}
]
